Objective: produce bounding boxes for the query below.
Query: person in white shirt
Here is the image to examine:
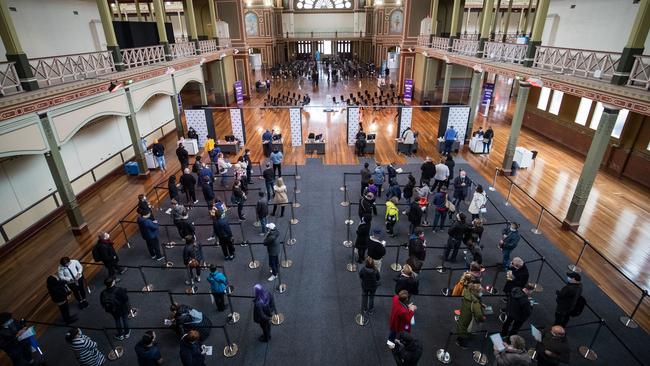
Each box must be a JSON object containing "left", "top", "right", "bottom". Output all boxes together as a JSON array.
[
  {"left": 432, "top": 160, "right": 450, "bottom": 192},
  {"left": 401, "top": 128, "right": 416, "bottom": 156},
  {"left": 58, "top": 257, "right": 89, "bottom": 309},
  {"left": 467, "top": 185, "right": 487, "bottom": 221}
]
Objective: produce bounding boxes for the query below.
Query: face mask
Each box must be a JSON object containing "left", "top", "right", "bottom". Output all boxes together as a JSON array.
[
  {"left": 478, "top": 292, "right": 483, "bottom": 297},
  {"left": 510, "top": 227, "right": 516, "bottom": 232},
  {"left": 460, "top": 174, "right": 466, "bottom": 178},
  {"left": 566, "top": 277, "right": 572, "bottom": 282},
  {"left": 105, "top": 234, "right": 110, "bottom": 240}
]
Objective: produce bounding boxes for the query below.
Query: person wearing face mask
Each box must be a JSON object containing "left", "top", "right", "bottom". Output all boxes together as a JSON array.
[
  {"left": 535, "top": 325, "right": 570, "bottom": 366},
  {"left": 134, "top": 330, "right": 163, "bottom": 366},
  {"left": 456, "top": 283, "right": 485, "bottom": 349},
  {"left": 501, "top": 283, "right": 535, "bottom": 337},
  {"left": 92, "top": 232, "right": 126, "bottom": 280},
  {"left": 452, "top": 169, "right": 472, "bottom": 209},
  {"left": 499, "top": 222, "right": 521, "bottom": 270},
  {"left": 554, "top": 272, "right": 583, "bottom": 327}
]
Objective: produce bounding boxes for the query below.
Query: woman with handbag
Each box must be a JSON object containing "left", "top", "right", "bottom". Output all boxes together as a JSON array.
[
  {"left": 456, "top": 283, "right": 485, "bottom": 349},
  {"left": 468, "top": 185, "right": 487, "bottom": 221},
  {"left": 46, "top": 275, "right": 77, "bottom": 324},
  {"left": 183, "top": 237, "right": 204, "bottom": 285},
  {"left": 271, "top": 177, "right": 288, "bottom": 217}
]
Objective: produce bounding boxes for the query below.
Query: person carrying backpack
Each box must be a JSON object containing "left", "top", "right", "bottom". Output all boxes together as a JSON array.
[
  {"left": 206, "top": 265, "right": 228, "bottom": 312},
  {"left": 554, "top": 272, "right": 583, "bottom": 327},
  {"left": 100, "top": 278, "right": 130, "bottom": 340},
  {"left": 93, "top": 232, "right": 126, "bottom": 280},
  {"left": 385, "top": 197, "right": 399, "bottom": 237},
  {"left": 431, "top": 187, "right": 449, "bottom": 232}
]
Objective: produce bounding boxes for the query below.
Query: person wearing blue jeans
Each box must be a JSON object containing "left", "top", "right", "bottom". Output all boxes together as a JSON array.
[
  {"left": 263, "top": 223, "right": 281, "bottom": 281},
  {"left": 443, "top": 126, "right": 457, "bottom": 156},
  {"left": 100, "top": 277, "right": 131, "bottom": 340},
  {"left": 270, "top": 148, "right": 283, "bottom": 177},
  {"left": 262, "top": 162, "right": 275, "bottom": 200},
  {"left": 482, "top": 126, "right": 494, "bottom": 153},
  {"left": 152, "top": 139, "right": 166, "bottom": 171},
  {"left": 499, "top": 222, "right": 521, "bottom": 270},
  {"left": 256, "top": 192, "right": 269, "bottom": 235}
]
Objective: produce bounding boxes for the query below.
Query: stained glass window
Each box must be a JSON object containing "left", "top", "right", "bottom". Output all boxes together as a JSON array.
[{"left": 296, "top": 0, "right": 352, "bottom": 9}]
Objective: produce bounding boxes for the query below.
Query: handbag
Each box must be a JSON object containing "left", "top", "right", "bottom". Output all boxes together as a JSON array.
[
  {"left": 482, "top": 138, "right": 489, "bottom": 144},
  {"left": 480, "top": 206, "right": 487, "bottom": 214}
]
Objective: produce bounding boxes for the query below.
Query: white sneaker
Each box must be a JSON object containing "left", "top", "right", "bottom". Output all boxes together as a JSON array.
[
  {"left": 193, "top": 200, "right": 199, "bottom": 204},
  {"left": 267, "top": 275, "right": 277, "bottom": 282},
  {"left": 207, "top": 236, "right": 216, "bottom": 241}
]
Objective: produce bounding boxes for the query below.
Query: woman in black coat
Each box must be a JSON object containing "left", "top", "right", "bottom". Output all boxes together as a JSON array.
[
  {"left": 359, "top": 257, "right": 380, "bottom": 313},
  {"left": 407, "top": 201, "right": 422, "bottom": 234},
  {"left": 253, "top": 284, "right": 276, "bottom": 342},
  {"left": 355, "top": 216, "right": 371, "bottom": 263},
  {"left": 394, "top": 265, "right": 419, "bottom": 295},
  {"left": 46, "top": 275, "right": 76, "bottom": 323},
  {"left": 168, "top": 176, "right": 179, "bottom": 203}
]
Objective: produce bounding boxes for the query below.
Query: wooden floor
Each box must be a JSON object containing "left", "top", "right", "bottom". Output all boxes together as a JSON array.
[{"left": 1, "top": 69, "right": 648, "bottom": 338}]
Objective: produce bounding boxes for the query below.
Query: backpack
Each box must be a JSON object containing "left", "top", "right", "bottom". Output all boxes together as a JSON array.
[
  {"left": 92, "top": 243, "right": 102, "bottom": 262},
  {"left": 192, "top": 161, "right": 201, "bottom": 173},
  {"left": 570, "top": 296, "right": 586, "bottom": 317},
  {"left": 100, "top": 290, "right": 119, "bottom": 313}
]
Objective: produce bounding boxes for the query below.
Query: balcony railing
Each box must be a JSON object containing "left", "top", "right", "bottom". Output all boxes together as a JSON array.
[
  {"left": 483, "top": 41, "right": 527, "bottom": 64},
  {"left": 282, "top": 31, "right": 365, "bottom": 39},
  {"left": 417, "top": 34, "right": 429, "bottom": 47},
  {"left": 452, "top": 38, "right": 479, "bottom": 56},
  {"left": 218, "top": 38, "right": 232, "bottom": 48},
  {"left": 431, "top": 36, "right": 449, "bottom": 51},
  {"left": 198, "top": 39, "right": 219, "bottom": 54},
  {"left": 0, "top": 62, "right": 22, "bottom": 96},
  {"left": 533, "top": 46, "right": 621, "bottom": 82},
  {"left": 627, "top": 55, "right": 650, "bottom": 90},
  {"left": 460, "top": 33, "right": 480, "bottom": 40},
  {"left": 494, "top": 32, "right": 521, "bottom": 43},
  {"left": 121, "top": 45, "right": 166, "bottom": 69},
  {"left": 175, "top": 36, "right": 189, "bottom": 43},
  {"left": 170, "top": 42, "right": 197, "bottom": 59},
  {"left": 28, "top": 51, "right": 115, "bottom": 88}
]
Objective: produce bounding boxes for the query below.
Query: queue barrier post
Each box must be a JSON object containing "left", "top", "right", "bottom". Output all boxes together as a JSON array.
[
  {"left": 222, "top": 326, "right": 239, "bottom": 358},
  {"left": 294, "top": 162, "right": 300, "bottom": 180},
  {"left": 620, "top": 290, "right": 648, "bottom": 329},
  {"left": 138, "top": 267, "right": 154, "bottom": 292},
  {"left": 346, "top": 244, "right": 357, "bottom": 272},
  {"left": 281, "top": 239, "right": 293, "bottom": 268},
  {"left": 531, "top": 207, "right": 544, "bottom": 235},
  {"left": 119, "top": 221, "right": 131, "bottom": 248},
  {"left": 341, "top": 185, "right": 350, "bottom": 207},
  {"left": 486, "top": 267, "right": 502, "bottom": 295},
  {"left": 472, "top": 331, "right": 489, "bottom": 365},
  {"left": 271, "top": 300, "right": 285, "bottom": 325},
  {"left": 293, "top": 173, "right": 301, "bottom": 194},
  {"left": 578, "top": 320, "right": 604, "bottom": 361},
  {"left": 240, "top": 224, "right": 260, "bottom": 269},
  {"left": 225, "top": 292, "right": 240, "bottom": 324},
  {"left": 436, "top": 248, "right": 447, "bottom": 273},
  {"left": 102, "top": 328, "right": 124, "bottom": 361},
  {"left": 293, "top": 181, "right": 301, "bottom": 208},
  {"left": 390, "top": 244, "right": 403, "bottom": 272},
  {"left": 568, "top": 240, "right": 589, "bottom": 273},
  {"left": 355, "top": 291, "right": 370, "bottom": 326},
  {"left": 504, "top": 182, "right": 514, "bottom": 206},
  {"left": 436, "top": 331, "right": 453, "bottom": 364},
  {"left": 489, "top": 168, "right": 498, "bottom": 192},
  {"left": 290, "top": 204, "right": 299, "bottom": 225},
  {"left": 343, "top": 214, "right": 354, "bottom": 248},
  {"left": 441, "top": 267, "right": 454, "bottom": 296},
  {"left": 274, "top": 265, "right": 287, "bottom": 294},
  {"left": 532, "top": 258, "right": 545, "bottom": 293}
]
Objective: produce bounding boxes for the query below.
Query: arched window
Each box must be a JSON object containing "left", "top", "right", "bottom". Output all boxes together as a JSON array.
[
  {"left": 296, "top": 0, "right": 352, "bottom": 9},
  {"left": 245, "top": 12, "right": 259, "bottom": 36}
]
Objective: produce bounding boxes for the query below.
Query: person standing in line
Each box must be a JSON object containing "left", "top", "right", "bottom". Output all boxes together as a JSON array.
[
  {"left": 467, "top": 185, "right": 487, "bottom": 221},
  {"left": 256, "top": 191, "right": 269, "bottom": 235},
  {"left": 502, "top": 257, "right": 529, "bottom": 305},
  {"left": 263, "top": 223, "right": 281, "bottom": 282},
  {"left": 180, "top": 168, "right": 198, "bottom": 204},
  {"left": 387, "top": 162, "right": 397, "bottom": 183},
  {"left": 373, "top": 163, "right": 386, "bottom": 198},
  {"left": 407, "top": 198, "right": 422, "bottom": 235},
  {"left": 494, "top": 335, "right": 531, "bottom": 366},
  {"left": 134, "top": 330, "right": 163, "bottom": 366},
  {"left": 203, "top": 135, "right": 215, "bottom": 158},
  {"left": 535, "top": 326, "right": 570, "bottom": 366},
  {"left": 232, "top": 180, "right": 247, "bottom": 221},
  {"left": 262, "top": 162, "right": 275, "bottom": 201},
  {"left": 271, "top": 177, "right": 288, "bottom": 217},
  {"left": 243, "top": 149, "right": 254, "bottom": 185},
  {"left": 456, "top": 283, "right": 485, "bottom": 349},
  {"left": 501, "top": 283, "right": 535, "bottom": 337},
  {"left": 443, "top": 213, "right": 469, "bottom": 263},
  {"left": 499, "top": 222, "right": 521, "bottom": 270},
  {"left": 394, "top": 264, "right": 419, "bottom": 296},
  {"left": 359, "top": 257, "right": 380, "bottom": 315},
  {"left": 137, "top": 211, "right": 164, "bottom": 261},
  {"left": 388, "top": 290, "right": 416, "bottom": 342},
  {"left": 403, "top": 174, "right": 416, "bottom": 204},
  {"left": 452, "top": 169, "right": 472, "bottom": 208},
  {"left": 137, "top": 194, "right": 156, "bottom": 222},
  {"left": 168, "top": 176, "right": 180, "bottom": 203},
  {"left": 358, "top": 192, "right": 378, "bottom": 220},
  {"left": 192, "top": 155, "right": 202, "bottom": 180},
  {"left": 470, "top": 218, "right": 484, "bottom": 246},
  {"left": 176, "top": 143, "right": 189, "bottom": 170},
  {"left": 419, "top": 156, "right": 435, "bottom": 187},
  {"left": 270, "top": 148, "right": 283, "bottom": 177},
  {"left": 0, "top": 313, "right": 35, "bottom": 366},
  {"left": 407, "top": 230, "right": 426, "bottom": 269},
  {"left": 444, "top": 154, "right": 456, "bottom": 187},
  {"left": 401, "top": 127, "right": 415, "bottom": 156},
  {"left": 65, "top": 327, "right": 106, "bottom": 366},
  {"left": 175, "top": 210, "right": 195, "bottom": 240},
  {"left": 206, "top": 265, "right": 228, "bottom": 313},
  {"left": 211, "top": 209, "right": 235, "bottom": 260},
  {"left": 443, "top": 125, "right": 457, "bottom": 156},
  {"left": 483, "top": 126, "right": 494, "bottom": 154},
  {"left": 58, "top": 257, "right": 89, "bottom": 309},
  {"left": 201, "top": 176, "right": 215, "bottom": 205},
  {"left": 199, "top": 163, "right": 214, "bottom": 187},
  {"left": 385, "top": 196, "right": 399, "bottom": 237},
  {"left": 46, "top": 275, "right": 77, "bottom": 324},
  {"left": 100, "top": 277, "right": 131, "bottom": 341},
  {"left": 390, "top": 332, "right": 423, "bottom": 366},
  {"left": 152, "top": 139, "right": 166, "bottom": 171},
  {"left": 360, "top": 162, "right": 371, "bottom": 196},
  {"left": 355, "top": 215, "right": 371, "bottom": 263},
  {"left": 262, "top": 129, "right": 273, "bottom": 156},
  {"left": 216, "top": 153, "right": 230, "bottom": 187},
  {"left": 432, "top": 159, "right": 450, "bottom": 192},
  {"left": 182, "top": 237, "right": 204, "bottom": 285},
  {"left": 179, "top": 330, "right": 206, "bottom": 366},
  {"left": 431, "top": 186, "right": 449, "bottom": 232},
  {"left": 93, "top": 232, "right": 126, "bottom": 279},
  {"left": 253, "top": 284, "right": 277, "bottom": 343},
  {"left": 367, "top": 229, "right": 387, "bottom": 272},
  {"left": 554, "top": 272, "right": 583, "bottom": 327}
]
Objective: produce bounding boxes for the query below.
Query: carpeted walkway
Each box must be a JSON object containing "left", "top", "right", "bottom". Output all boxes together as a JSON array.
[{"left": 36, "top": 158, "right": 649, "bottom": 365}]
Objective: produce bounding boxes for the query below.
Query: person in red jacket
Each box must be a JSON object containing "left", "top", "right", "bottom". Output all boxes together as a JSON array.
[{"left": 388, "top": 290, "right": 417, "bottom": 342}]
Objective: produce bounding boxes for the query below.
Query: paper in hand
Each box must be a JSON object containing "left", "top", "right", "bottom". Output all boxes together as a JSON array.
[
  {"left": 396, "top": 168, "right": 403, "bottom": 173},
  {"left": 203, "top": 345, "right": 213, "bottom": 356},
  {"left": 490, "top": 333, "right": 506, "bottom": 352},
  {"left": 531, "top": 324, "right": 542, "bottom": 342}
]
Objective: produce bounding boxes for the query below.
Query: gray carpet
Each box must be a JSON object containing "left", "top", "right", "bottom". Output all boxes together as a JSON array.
[{"left": 34, "top": 159, "right": 650, "bottom": 365}]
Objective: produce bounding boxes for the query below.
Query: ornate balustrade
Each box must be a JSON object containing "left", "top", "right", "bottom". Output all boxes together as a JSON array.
[
  {"left": 0, "top": 62, "right": 22, "bottom": 96},
  {"left": 431, "top": 36, "right": 449, "bottom": 51},
  {"left": 627, "top": 55, "right": 650, "bottom": 90},
  {"left": 483, "top": 41, "right": 527, "bottom": 64},
  {"left": 28, "top": 51, "right": 114, "bottom": 88},
  {"left": 417, "top": 34, "right": 429, "bottom": 47},
  {"left": 121, "top": 45, "right": 166, "bottom": 69},
  {"left": 198, "top": 39, "right": 219, "bottom": 54},
  {"left": 533, "top": 46, "right": 621, "bottom": 82},
  {"left": 452, "top": 38, "right": 479, "bottom": 56},
  {"left": 170, "top": 42, "right": 197, "bottom": 59}
]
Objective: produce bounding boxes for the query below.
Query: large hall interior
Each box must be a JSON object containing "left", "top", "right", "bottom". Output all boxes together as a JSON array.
[{"left": 0, "top": 0, "right": 649, "bottom": 365}]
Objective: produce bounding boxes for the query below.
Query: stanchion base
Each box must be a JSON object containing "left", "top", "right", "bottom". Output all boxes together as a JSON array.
[
  {"left": 165, "top": 261, "right": 174, "bottom": 268},
  {"left": 142, "top": 284, "right": 154, "bottom": 292},
  {"left": 343, "top": 240, "right": 353, "bottom": 248},
  {"left": 228, "top": 312, "right": 240, "bottom": 324},
  {"left": 346, "top": 263, "right": 358, "bottom": 272},
  {"left": 498, "top": 312, "right": 507, "bottom": 323},
  {"left": 355, "top": 313, "right": 369, "bottom": 326},
  {"left": 472, "top": 351, "right": 488, "bottom": 365},
  {"left": 272, "top": 313, "right": 285, "bottom": 325},
  {"left": 436, "top": 266, "right": 447, "bottom": 273},
  {"left": 441, "top": 288, "right": 450, "bottom": 296},
  {"left": 436, "top": 349, "right": 451, "bottom": 364},
  {"left": 578, "top": 346, "right": 598, "bottom": 361},
  {"left": 288, "top": 238, "right": 297, "bottom": 246},
  {"left": 567, "top": 264, "right": 582, "bottom": 273},
  {"left": 504, "top": 202, "right": 511, "bottom": 206},
  {"left": 108, "top": 346, "right": 124, "bottom": 361},
  {"left": 619, "top": 316, "right": 639, "bottom": 329},
  {"left": 125, "top": 242, "right": 131, "bottom": 249},
  {"left": 240, "top": 242, "right": 248, "bottom": 247},
  {"left": 295, "top": 175, "right": 301, "bottom": 180},
  {"left": 339, "top": 186, "right": 345, "bottom": 191},
  {"left": 293, "top": 202, "right": 301, "bottom": 208},
  {"left": 275, "top": 283, "right": 287, "bottom": 293},
  {"left": 531, "top": 228, "right": 542, "bottom": 235},
  {"left": 253, "top": 221, "right": 261, "bottom": 227},
  {"left": 527, "top": 348, "right": 537, "bottom": 360},
  {"left": 128, "top": 308, "right": 138, "bottom": 319},
  {"left": 281, "top": 259, "right": 293, "bottom": 268},
  {"left": 165, "top": 242, "right": 175, "bottom": 249},
  {"left": 223, "top": 344, "right": 239, "bottom": 358},
  {"left": 345, "top": 219, "right": 354, "bottom": 226},
  {"left": 340, "top": 201, "right": 350, "bottom": 207},
  {"left": 294, "top": 189, "right": 301, "bottom": 194},
  {"left": 185, "top": 285, "right": 198, "bottom": 294},
  {"left": 486, "top": 287, "right": 498, "bottom": 295},
  {"left": 87, "top": 285, "right": 92, "bottom": 294},
  {"left": 290, "top": 219, "right": 299, "bottom": 225},
  {"left": 488, "top": 187, "right": 496, "bottom": 192},
  {"left": 532, "top": 284, "right": 543, "bottom": 293},
  {"left": 249, "top": 260, "right": 260, "bottom": 269},
  {"left": 390, "top": 263, "right": 402, "bottom": 272}
]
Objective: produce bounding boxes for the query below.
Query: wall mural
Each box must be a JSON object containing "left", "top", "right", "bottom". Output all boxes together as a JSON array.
[
  {"left": 389, "top": 9, "right": 403, "bottom": 35},
  {"left": 245, "top": 12, "right": 259, "bottom": 37}
]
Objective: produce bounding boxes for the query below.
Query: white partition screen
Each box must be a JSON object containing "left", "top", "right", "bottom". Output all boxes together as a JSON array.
[
  {"left": 347, "top": 107, "right": 360, "bottom": 146},
  {"left": 185, "top": 109, "right": 208, "bottom": 147},
  {"left": 229, "top": 108, "right": 246, "bottom": 144},
  {"left": 447, "top": 106, "right": 470, "bottom": 145},
  {"left": 289, "top": 108, "right": 302, "bottom": 147},
  {"left": 398, "top": 107, "right": 413, "bottom": 138}
]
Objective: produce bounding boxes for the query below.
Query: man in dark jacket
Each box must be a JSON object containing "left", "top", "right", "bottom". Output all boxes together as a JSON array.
[
  {"left": 419, "top": 157, "right": 435, "bottom": 186},
  {"left": 501, "top": 283, "right": 534, "bottom": 337},
  {"left": 180, "top": 168, "right": 198, "bottom": 204},
  {"left": 407, "top": 200, "right": 422, "bottom": 234},
  {"left": 360, "top": 162, "right": 371, "bottom": 195},
  {"left": 176, "top": 143, "right": 189, "bottom": 169},
  {"left": 0, "top": 313, "right": 34, "bottom": 366},
  {"left": 367, "top": 229, "right": 387, "bottom": 272},
  {"left": 355, "top": 215, "right": 371, "bottom": 263},
  {"left": 152, "top": 139, "right": 166, "bottom": 171},
  {"left": 256, "top": 191, "right": 269, "bottom": 235},
  {"left": 201, "top": 176, "right": 215, "bottom": 204},
  {"left": 536, "top": 325, "right": 570, "bottom": 366},
  {"left": 408, "top": 231, "right": 426, "bottom": 262},
  {"left": 359, "top": 257, "right": 380, "bottom": 314},
  {"left": 452, "top": 169, "right": 472, "bottom": 208},
  {"left": 175, "top": 211, "right": 195, "bottom": 240},
  {"left": 262, "top": 162, "right": 275, "bottom": 200},
  {"left": 212, "top": 209, "right": 235, "bottom": 260},
  {"left": 134, "top": 330, "right": 163, "bottom": 366},
  {"left": 483, "top": 126, "right": 494, "bottom": 154},
  {"left": 100, "top": 277, "right": 131, "bottom": 340},
  {"left": 137, "top": 212, "right": 163, "bottom": 261},
  {"left": 499, "top": 222, "right": 521, "bottom": 270},
  {"left": 182, "top": 237, "right": 204, "bottom": 284},
  {"left": 443, "top": 213, "right": 469, "bottom": 262},
  {"left": 94, "top": 232, "right": 126, "bottom": 279},
  {"left": 358, "top": 192, "right": 377, "bottom": 220},
  {"left": 503, "top": 257, "right": 529, "bottom": 301},
  {"left": 198, "top": 164, "right": 214, "bottom": 187},
  {"left": 391, "top": 332, "right": 423, "bottom": 366},
  {"left": 554, "top": 272, "right": 582, "bottom": 327},
  {"left": 263, "top": 223, "right": 281, "bottom": 282}
]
